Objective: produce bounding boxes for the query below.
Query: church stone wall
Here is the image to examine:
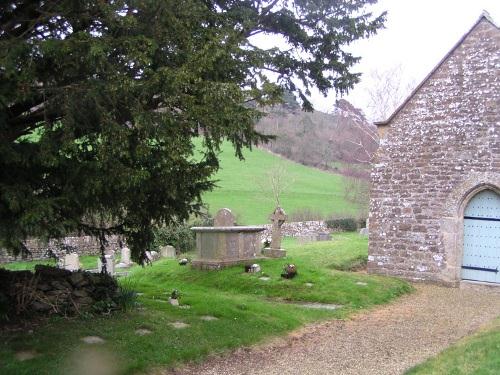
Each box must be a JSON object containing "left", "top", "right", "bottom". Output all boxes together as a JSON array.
[{"left": 368, "top": 18, "right": 500, "bottom": 285}]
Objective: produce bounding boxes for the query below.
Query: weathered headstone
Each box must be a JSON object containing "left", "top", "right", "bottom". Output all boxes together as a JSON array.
[
  {"left": 120, "top": 246, "right": 131, "bottom": 265},
  {"left": 359, "top": 219, "right": 369, "bottom": 236},
  {"left": 316, "top": 232, "right": 332, "bottom": 241},
  {"left": 97, "top": 254, "right": 115, "bottom": 275},
  {"left": 116, "top": 246, "right": 132, "bottom": 268},
  {"left": 214, "top": 208, "right": 236, "bottom": 226},
  {"left": 58, "top": 253, "right": 80, "bottom": 271},
  {"left": 263, "top": 207, "right": 287, "bottom": 258},
  {"left": 160, "top": 245, "right": 176, "bottom": 258}
]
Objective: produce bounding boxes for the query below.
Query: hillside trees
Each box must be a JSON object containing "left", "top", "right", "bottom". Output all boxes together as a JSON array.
[{"left": 0, "top": 0, "right": 385, "bottom": 261}]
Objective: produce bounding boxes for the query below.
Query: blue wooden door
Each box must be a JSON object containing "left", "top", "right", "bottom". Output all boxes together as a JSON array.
[{"left": 461, "top": 190, "right": 500, "bottom": 284}]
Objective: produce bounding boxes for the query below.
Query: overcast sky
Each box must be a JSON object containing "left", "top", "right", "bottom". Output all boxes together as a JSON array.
[{"left": 304, "top": 0, "right": 500, "bottom": 119}]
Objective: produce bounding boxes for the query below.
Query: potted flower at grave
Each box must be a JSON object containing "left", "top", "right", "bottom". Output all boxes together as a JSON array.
[
  {"left": 261, "top": 237, "right": 271, "bottom": 249},
  {"left": 281, "top": 264, "right": 297, "bottom": 279},
  {"left": 169, "top": 289, "right": 181, "bottom": 306}
]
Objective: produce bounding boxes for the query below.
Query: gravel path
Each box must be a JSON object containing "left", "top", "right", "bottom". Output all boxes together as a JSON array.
[{"left": 167, "top": 283, "right": 500, "bottom": 375}]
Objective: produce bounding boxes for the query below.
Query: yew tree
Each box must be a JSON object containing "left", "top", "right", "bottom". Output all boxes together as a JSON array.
[{"left": 0, "top": 0, "right": 384, "bottom": 260}]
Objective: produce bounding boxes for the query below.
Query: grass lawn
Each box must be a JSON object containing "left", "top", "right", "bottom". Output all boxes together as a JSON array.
[
  {"left": 0, "top": 234, "right": 411, "bottom": 375},
  {"left": 1, "top": 255, "right": 101, "bottom": 272},
  {"left": 406, "top": 317, "right": 500, "bottom": 375},
  {"left": 196, "top": 140, "right": 361, "bottom": 224}
]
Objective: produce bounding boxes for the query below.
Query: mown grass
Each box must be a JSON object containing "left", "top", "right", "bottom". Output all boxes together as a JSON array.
[
  {"left": 406, "top": 317, "right": 500, "bottom": 375},
  {"left": 0, "top": 234, "right": 411, "bottom": 375},
  {"left": 1, "top": 255, "right": 99, "bottom": 271},
  {"left": 196, "top": 140, "right": 361, "bottom": 224}
]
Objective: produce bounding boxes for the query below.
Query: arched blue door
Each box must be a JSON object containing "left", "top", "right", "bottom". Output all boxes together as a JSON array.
[{"left": 461, "top": 190, "right": 500, "bottom": 284}]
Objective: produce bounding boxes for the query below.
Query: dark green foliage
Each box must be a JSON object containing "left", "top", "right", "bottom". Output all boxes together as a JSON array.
[
  {"left": 357, "top": 217, "right": 368, "bottom": 229},
  {"left": 0, "top": 1, "right": 385, "bottom": 261},
  {"left": 325, "top": 218, "right": 358, "bottom": 232},
  {"left": 153, "top": 220, "right": 196, "bottom": 253}
]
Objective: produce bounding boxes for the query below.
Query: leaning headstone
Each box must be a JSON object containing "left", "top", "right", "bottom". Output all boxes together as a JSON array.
[
  {"left": 97, "top": 254, "right": 115, "bottom": 275},
  {"left": 58, "top": 253, "right": 80, "bottom": 271},
  {"left": 262, "top": 207, "right": 287, "bottom": 258},
  {"left": 160, "top": 245, "right": 176, "bottom": 258},
  {"left": 214, "top": 208, "right": 236, "bottom": 226}
]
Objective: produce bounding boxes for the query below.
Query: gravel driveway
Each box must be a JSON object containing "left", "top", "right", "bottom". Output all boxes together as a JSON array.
[{"left": 167, "top": 283, "right": 500, "bottom": 375}]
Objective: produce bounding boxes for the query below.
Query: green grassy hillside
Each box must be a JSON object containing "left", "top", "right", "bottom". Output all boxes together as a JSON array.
[{"left": 197, "top": 140, "right": 361, "bottom": 224}]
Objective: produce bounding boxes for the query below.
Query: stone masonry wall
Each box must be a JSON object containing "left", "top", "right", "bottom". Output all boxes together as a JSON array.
[
  {"left": 0, "top": 235, "right": 121, "bottom": 263},
  {"left": 260, "top": 220, "right": 329, "bottom": 240},
  {"left": 368, "top": 18, "right": 500, "bottom": 284}
]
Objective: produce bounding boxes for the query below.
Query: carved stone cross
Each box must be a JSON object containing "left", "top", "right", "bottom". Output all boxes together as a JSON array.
[{"left": 269, "top": 206, "right": 287, "bottom": 250}]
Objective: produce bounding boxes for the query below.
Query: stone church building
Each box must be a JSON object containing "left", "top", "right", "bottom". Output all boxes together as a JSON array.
[{"left": 368, "top": 13, "right": 499, "bottom": 286}]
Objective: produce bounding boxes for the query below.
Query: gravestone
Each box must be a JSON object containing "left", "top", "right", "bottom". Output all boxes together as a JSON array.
[
  {"left": 160, "top": 245, "right": 176, "bottom": 258},
  {"left": 316, "top": 232, "right": 332, "bottom": 241},
  {"left": 121, "top": 246, "right": 131, "bottom": 265},
  {"left": 214, "top": 208, "right": 236, "bottom": 226},
  {"left": 116, "top": 246, "right": 132, "bottom": 268},
  {"left": 97, "top": 254, "right": 115, "bottom": 275},
  {"left": 359, "top": 219, "right": 369, "bottom": 236},
  {"left": 262, "top": 207, "right": 287, "bottom": 258},
  {"left": 58, "top": 253, "right": 80, "bottom": 271}
]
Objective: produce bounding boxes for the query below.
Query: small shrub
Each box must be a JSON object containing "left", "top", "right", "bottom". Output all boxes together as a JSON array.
[
  {"left": 115, "top": 284, "right": 138, "bottom": 312},
  {"left": 356, "top": 217, "right": 368, "bottom": 229},
  {"left": 325, "top": 218, "right": 357, "bottom": 232},
  {"left": 153, "top": 220, "right": 195, "bottom": 253},
  {"left": 170, "top": 289, "right": 181, "bottom": 299},
  {"left": 91, "top": 299, "right": 117, "bottom": 315}
]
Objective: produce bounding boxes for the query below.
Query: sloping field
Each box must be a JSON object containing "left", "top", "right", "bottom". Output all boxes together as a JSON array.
[{"left": 198, "top": 140, "right": 360, "bottom": 224}]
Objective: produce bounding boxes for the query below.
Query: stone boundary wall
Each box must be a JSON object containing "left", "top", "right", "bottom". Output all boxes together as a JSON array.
[
  {"left": 1, "top": 221, "right": 330, "bottom": 263},
  {"left": 0, "top": 235, "right": 121, "bottom": 263},
  {"left": 261, "top": 220, "right": 329, "bottom": 239}
]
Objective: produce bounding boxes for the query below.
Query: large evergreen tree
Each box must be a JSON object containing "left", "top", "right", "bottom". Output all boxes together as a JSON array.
[{"left": 0, "top": 0, "right": 384, "bottom": 260}]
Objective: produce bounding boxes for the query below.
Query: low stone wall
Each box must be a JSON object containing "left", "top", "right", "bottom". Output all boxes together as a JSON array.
[
  {"left": 261, "top": 220, "right": 329, "bottom": 239},
  {"left": 0, "top": 235, "right": 121, "bottom": 263}
]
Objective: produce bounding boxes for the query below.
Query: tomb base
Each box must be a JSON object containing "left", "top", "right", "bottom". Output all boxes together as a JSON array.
[
  {"left": 262, "top": 248, "right": 287, "bottom": 258},
  {"left": 191, "top": 257, "right": 266, "bottom": 270}
]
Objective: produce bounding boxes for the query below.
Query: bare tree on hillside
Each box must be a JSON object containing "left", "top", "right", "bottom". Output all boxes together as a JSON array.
[
  {"left": 365, "top": 64, "right": 417, "bottom": 122},
  {"left": 258, "top": 162, "right": 293, "bottom": 207}
]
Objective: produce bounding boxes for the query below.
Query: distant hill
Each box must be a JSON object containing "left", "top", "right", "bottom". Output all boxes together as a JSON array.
[
  {"left": 255, "top": 99, "right": 378, "bottom": 178},
  {"left": 198, "top": 140, "right": 363, "bottom": 225}
]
